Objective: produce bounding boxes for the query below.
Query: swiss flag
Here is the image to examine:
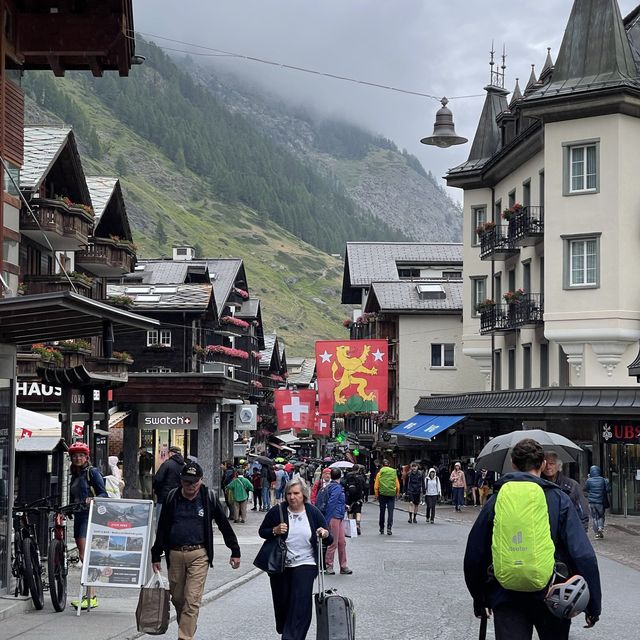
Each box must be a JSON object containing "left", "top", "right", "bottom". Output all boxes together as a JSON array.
[
  {"left": 20, "top": 429, "right": 33, "bottom": 439},
  {"left": 314, "top": 412, "right": 331, "bottom": 436},
  {"left": 274, "top": 389, "right": 316, "bottom": 432},
  {"left": 73, "top": 423, "right": 84, "bottom": 437}
]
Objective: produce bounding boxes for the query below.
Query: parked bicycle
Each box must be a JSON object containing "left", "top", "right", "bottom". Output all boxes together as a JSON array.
[
  {"left": 11, "top": 497, "right": 47, "bottom": 609},
  {"left": 46, "top": 501, "right": 82, "bottom": 612}
]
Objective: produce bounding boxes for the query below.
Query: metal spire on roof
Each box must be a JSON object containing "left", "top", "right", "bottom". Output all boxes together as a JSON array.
[
  {"left": 509, "top": 78, "right": 522, "bottom": 107},
  {"left": 524, "top": 64, "right": 538, "bottom": 93},
  {"left": 542, "top": 47, "right": 554, "bottom": 74},
  {"left": 489, "top": 41, "right": 506, "bottom": 89}
]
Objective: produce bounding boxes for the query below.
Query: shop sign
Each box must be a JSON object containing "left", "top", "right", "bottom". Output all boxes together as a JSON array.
[
  {"left": 601, "top": 421, "right": 640, "bottom": 444},
  {"left": 138, "top": 412, "right": 198, "bottom": 429}
]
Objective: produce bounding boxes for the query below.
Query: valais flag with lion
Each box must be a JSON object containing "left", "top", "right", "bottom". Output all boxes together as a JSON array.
[{"left": 315, "top": 340, "right": 388, "bottom": 415}]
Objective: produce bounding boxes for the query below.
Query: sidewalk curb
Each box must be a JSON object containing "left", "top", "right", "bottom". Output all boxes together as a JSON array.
[
  {"left": 0, "top": 595, "right": 32, "bottom": 622},
  {"left": 117, "top": 567, "right": 263, "bottom": 640}
]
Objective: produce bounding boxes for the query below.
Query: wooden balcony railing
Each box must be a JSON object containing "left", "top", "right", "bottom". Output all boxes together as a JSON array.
[
  {"left": 23, "top": 274, "right": 93, "bottom": 297},
  {"left": 76, "top": 237, "right": 135, "bottom": 276},
  {"left": 20, "top": 198, "right": 94, "bottom": 251}
]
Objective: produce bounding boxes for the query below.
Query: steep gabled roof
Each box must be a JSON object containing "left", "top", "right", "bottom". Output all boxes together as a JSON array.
[
  {"left": 21, "top": 126, "right": 72, "bottom": 190},
  {"left": 286, "top": 357, "right": 316, "bottom": 387},
  {"left": 527, "top": 0, "right": 640, "bottom": 99},
  {"left": 87, "top": 177, "right": 132, "bottom": 241}
]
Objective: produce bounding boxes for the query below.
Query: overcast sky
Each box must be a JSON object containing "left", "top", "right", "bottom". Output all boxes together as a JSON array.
[{"left": 134, "top": 1, "right": 639, "bottom": 201}]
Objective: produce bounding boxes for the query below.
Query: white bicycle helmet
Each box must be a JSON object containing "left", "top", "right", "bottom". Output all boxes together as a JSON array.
[{"left": 545, "top": 575, "right": 590, "bottom": 619}]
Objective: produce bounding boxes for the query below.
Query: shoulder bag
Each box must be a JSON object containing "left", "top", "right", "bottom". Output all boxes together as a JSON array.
[{"left": 253, "top": 502, "right": 288, "bottom": 575}]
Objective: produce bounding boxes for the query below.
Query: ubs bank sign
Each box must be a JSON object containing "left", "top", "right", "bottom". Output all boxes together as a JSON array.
[
  {"left": 139, "top": 412, "right": 198, "bottom": 429},
  {"left": 601, "top": 421, "right": 640, "bottom": 444}
]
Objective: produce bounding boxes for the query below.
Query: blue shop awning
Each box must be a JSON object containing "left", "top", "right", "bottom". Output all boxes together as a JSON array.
[
  {"left": 387, "top": 414, "right": 437, "bottom": 436},
  {"left": 405, "top": 415, "right": 466, "bottom": 441}
]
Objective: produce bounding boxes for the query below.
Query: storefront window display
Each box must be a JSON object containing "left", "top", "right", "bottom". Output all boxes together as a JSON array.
[{"left": 602, "top": 420, "right": 640, "bottom": 516}]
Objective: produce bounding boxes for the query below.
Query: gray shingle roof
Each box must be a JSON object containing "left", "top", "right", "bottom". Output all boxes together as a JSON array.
[
  {"left": 287, "top": 358, "right": 316, "bottom": 386},
  {"left": 107, "top": 283, "right": 213, "bottom": 310},
  {"left": 345, "top": 242, "right": 463, "bottom": 287},
  {"left": 203, "top": 259, "right": 244, "bottom": 315},
  {"left": 261, "top": 334, "right": 277, "bottom": 366},
  {"left": 365, "top": 280, "right": 463, "bottom": 312},
  {"left": 236, "top": 298, "right": 260, "bottom": 319},
  {"left": 86, "top": 176, "right": 118, "bottom": 221},
  {"left": 21, "top": 126, "right": 72, "bottom": 190}
]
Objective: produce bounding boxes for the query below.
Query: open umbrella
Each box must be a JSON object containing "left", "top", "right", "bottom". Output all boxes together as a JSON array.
[
  {"left": 247, "top": 454, "right": 275, "bottom": 465},
  {"left": 274, "top": 457, "right": 286, "bottom": 463},
  {"left": 476, "top": 429, "right": 583, "bottom": 475},
  {"left": 329, "top": 460, "right": 354, "bottom": 469},
  {"left": 284, "top": 462, "right": 294, "bottom": 472}
]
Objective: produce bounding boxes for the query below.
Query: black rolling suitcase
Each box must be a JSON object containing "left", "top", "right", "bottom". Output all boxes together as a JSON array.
[{"left": 314, "top": 533, "right": 356, "bottom": 640}]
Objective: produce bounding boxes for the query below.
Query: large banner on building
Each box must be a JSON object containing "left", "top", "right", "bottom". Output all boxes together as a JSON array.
[
  {"left": 81, "top": 498, "right": 154, "bottom": 588},
  {"left": 274, "top": 389, "right": 316, "bottom": 432},
  {"left": 315, "top": 340, "right": 388, "bottom": 414}
]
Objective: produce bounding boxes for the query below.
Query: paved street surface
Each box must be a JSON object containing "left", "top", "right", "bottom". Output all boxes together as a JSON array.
[{"left": 2, "top": 502, "right": 640, "bottom": 639}]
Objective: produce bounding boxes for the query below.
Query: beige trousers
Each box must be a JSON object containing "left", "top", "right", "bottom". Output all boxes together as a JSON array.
[
  {"left": 231, "top": 499, "right": 248, "bottom": 522},
  {"left": 168, "top": 548, "right": 209, "bottom": 640}
]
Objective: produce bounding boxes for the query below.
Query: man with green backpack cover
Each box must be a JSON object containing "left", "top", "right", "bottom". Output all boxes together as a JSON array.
[{"left": 463, "top": 438, "right": 601, "bottom": 640}]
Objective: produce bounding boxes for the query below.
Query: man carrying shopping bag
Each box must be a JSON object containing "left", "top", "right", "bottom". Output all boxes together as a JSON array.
[{"left": 136, "top": 572, "right": 170, "bottom": 635}]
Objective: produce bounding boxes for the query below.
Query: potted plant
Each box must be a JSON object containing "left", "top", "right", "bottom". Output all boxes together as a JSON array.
[
  {"left": 503, "top": 288, "right": 526, "bottom": 304},
  {"left": 31, "top": 343, "right": 64, "bottom": 366},
  {"left": 108, "top": 294, "right": 135, "bottom": 309},
  {"left": 476, "top": 220, "right": 497, "bottom": 235},
  {"left": 502, "top": 202, "right": 523, "bottom": 222},
  {"left": 342, "top": 318, "right": 352, "bottom": 328},
  {"left": 475, "top": 298, "right": 496, "bottom": 313},
  {"left": 112, "top": 351, "right": 134, "bottom": 364}
]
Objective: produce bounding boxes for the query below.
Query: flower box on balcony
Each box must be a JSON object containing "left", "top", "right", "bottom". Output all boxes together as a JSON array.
[
  {"left": 202, "top": 344, "right": 249, "bottom": 366},
  {"left": 503, "top": 289, "right": 526, "bottom": 304},
  {"left": 219, "top": 315, "right": 250, "bottom": 334},
  {"left": 85, "top": 356, "right": 131, "bottom": 376},
  {"left": 58, "top": 341, "right": 93, "bottom": 368},
  {"left": 475, "top": 299, "right": 496, "bottom": 313}
]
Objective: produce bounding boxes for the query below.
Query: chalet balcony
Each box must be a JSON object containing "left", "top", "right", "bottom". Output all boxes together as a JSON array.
[
  {"left": 16, "top": 353, "right": 45, "bottom": 380},
  {"left": 75, "top": 237, "right": 135, "bottom": 276},
  {"left": 85, "top": 355, "right": 132, "bottom": 377},
  {"left": 479, "top": 225, "right": 519, "bottom": 261},
  {"left": 217, "top": 317, "right": 251, "bottom": 336},
  {"left": 20, "top": 198, "right": 94, "bottom": 251},
  {"left": 203, "top": 348, "right": 250, "bottom": 368},
  {"left": 479, "top": 294, "right": 544, "bottom": 334},
  {"left": 23, "top": 273, "right": 93, "bottom": 297},
  {"left": 510, "top": 206, "right": 544, "bottom": 247}
]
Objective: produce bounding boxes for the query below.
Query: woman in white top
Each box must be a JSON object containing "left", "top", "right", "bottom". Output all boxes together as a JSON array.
[
  {"left": 424, "top": 467, "right": 442, "bottom": 523},
  {"left": 258, "top": 478, "right": 331, "bottom": 640}
]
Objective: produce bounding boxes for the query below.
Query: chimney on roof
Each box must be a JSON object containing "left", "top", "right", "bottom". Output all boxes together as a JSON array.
[{"left": 173, "top": 245, "right": 195, "bottom": 261}]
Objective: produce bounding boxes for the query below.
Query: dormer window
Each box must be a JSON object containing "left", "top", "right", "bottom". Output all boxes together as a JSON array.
[
  {"left": 416, "top": 283, "right": 445, "bottom": 300},
  {"left": 398, "top": 266, "right": 421, "bottom": 279}
]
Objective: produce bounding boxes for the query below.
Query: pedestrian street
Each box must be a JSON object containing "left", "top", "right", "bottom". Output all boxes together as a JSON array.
[{"left": 137, "top": 503, "right": 640, "bottom": 640}]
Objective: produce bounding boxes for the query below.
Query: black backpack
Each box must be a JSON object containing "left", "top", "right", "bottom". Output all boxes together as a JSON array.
[
  {"left": 346, "top": 475, "right": 362, "bottom": 501},
  {"left": 267, "top": 466, "right": 276, "bottom": 483}
]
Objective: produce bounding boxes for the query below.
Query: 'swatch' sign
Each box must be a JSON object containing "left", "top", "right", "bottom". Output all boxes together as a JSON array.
[
  {"left": 601, "top": 421, "right": 640, "bottom": 444},
  {"left": 139, "top": 412, "right": 198, "bottom": 429}
]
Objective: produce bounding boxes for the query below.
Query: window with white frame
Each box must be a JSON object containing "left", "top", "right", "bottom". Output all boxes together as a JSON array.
[
  {"left": 566, "top": 236, "right": 599, "bottom": 288},
  {"left": 564, "top": 141, "right": 599, "bottom": 194},
  {"left": 146, "top": 366, "right": 172, "bottom": 373},
  {"left": 471, "top": 277, "right": 487, "bottom": 315},
  {"left": 431, "top": 343, "right": 455, "bottom": 368},
  {"left": 472, "top": 206, "right": 486, "bottom": 245},
  {"left": 147, "top": 329, "right": 172, "bottom": 347}
]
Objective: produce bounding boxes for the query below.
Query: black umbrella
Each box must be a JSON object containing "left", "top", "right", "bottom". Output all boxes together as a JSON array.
[
  {"left": 247, "top": 454, "right": 275, "bottom": 465},
  {"left": 476, "top": 429, "right": 583, "bottom": 475}
]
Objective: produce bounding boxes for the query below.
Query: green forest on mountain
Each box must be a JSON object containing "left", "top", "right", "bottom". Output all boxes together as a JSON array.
[{"left": 23, "top": 39, "right": 407, "bottom": 255}]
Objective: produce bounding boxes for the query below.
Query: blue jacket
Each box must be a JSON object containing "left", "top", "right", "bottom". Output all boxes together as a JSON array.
[
  {"left": 405, "top": 471, "right": 423, "bottom": 495},
  {"left": 323, "top": 481, "right": 346, "bottom": 521},
  {"left": 69, "top": 464, "right": 107, "bottom": 511},
  {"left": 584, "top": 466, "right": 610, "bottom": 506},
  {"left": 258, "top": 502, "right": 333, "bottom": 564},
  {"left": 463, "top": 472, "right": 602, "bottom": 618}
]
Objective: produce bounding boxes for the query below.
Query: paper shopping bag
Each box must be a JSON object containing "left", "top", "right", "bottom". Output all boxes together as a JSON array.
[{"left": 343, "top": 518, "right": 358, "bottom": 538}]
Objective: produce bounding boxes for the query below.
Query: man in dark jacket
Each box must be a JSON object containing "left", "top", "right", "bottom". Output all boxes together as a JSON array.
[
  {"left": 152, "top": 462, "right": 240, "bottom": 640},
  {"left": 464, "top": 438, "right": 601, "bottom": 640},
  {"left": 405, "top": 463, "right": 423, "bottom": 523},
  {"left": 584, "top": 465, "right": 611, "bottom": 539},
  {"left": 542, "top": 450, "right": 589, "bottom": 532},
  {"left": 153, "top": 446, "right": 185, "bottom": 518},
  {"left": 344, "top": 466, "right": 365, "bottom": 534}
]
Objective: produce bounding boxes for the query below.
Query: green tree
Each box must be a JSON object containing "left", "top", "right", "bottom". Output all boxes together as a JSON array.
[{"left": 115, "top": 154, "right": 128, "bottom": 176}]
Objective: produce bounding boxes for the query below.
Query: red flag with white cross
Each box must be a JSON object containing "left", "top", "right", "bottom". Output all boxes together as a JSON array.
[
  {"left": 313, "top": 411, "right": 331, "bottom": 436},
  {"left": 274, "top": 389, "right": 316, "bottom": 432},
  {"left": 73, "top": 423, "right": 84, "bottom": 437},
  {"left": 315, "top": 339, "right": 388, "bottom": 415}
]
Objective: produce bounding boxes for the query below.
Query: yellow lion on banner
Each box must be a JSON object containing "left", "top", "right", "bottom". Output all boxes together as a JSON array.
[{"left": 331, "top": 344, "right": 378, "bottom": 405}]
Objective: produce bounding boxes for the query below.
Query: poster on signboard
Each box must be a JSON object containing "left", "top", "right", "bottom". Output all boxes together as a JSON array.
[{"left": 81, "top": 498, "right": 154, "bottom": 588}]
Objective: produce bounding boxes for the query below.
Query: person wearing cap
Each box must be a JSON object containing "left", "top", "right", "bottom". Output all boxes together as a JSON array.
[
  {"left": 153, "top": 445, "right": 185, "bottom": 519},
  {"left": 151, "top": 462, "right": 241, "bottom": 640}
]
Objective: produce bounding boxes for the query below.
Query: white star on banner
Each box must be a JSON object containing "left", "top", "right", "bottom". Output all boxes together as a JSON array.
[
  {"left": 320, "top": 350, "right": 332, "bottom": 363},
  {"left": 372, "top": 349, "right": 385, "bottom": 362}
]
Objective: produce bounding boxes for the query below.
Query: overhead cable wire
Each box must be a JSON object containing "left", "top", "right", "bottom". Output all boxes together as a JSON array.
[{"left": 131, "top": 30, "right": 485, "bottom": 102}]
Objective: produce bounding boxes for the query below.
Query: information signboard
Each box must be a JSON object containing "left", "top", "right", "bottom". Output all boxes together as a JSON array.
[{"left": 81, "top": 498, "right": 154, "bottom": 588}]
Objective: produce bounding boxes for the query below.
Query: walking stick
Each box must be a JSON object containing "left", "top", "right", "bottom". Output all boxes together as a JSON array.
[{"left": 478, "top": 614, "right": 487, "bottom": 640}]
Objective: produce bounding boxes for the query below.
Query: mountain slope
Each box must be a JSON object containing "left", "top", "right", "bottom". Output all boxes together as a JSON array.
[{"left": 189, "top": 61, "right": 463, "bottom": 242}]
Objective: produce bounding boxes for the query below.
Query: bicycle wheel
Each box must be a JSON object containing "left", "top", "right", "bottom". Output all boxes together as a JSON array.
[
  {"left": 22, "top": 538, "right": 44, "bottom": 610},
  {"left": 47, "top": 538, "right": 67, "bottom": 612}
]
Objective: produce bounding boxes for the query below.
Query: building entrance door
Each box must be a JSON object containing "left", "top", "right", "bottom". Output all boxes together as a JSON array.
[{"left": 608, "top": 443, "right": 640, "bottom": 516}]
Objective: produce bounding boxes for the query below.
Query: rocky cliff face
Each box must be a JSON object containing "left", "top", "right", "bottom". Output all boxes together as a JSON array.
[{"left": 188, "top": 62, "right": 463, "bottom": 243}]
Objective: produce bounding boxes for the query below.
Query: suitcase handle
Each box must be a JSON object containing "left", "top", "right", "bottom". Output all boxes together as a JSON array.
[{"left": 317, "top": 532, "right": 325, "bottom": 595}]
